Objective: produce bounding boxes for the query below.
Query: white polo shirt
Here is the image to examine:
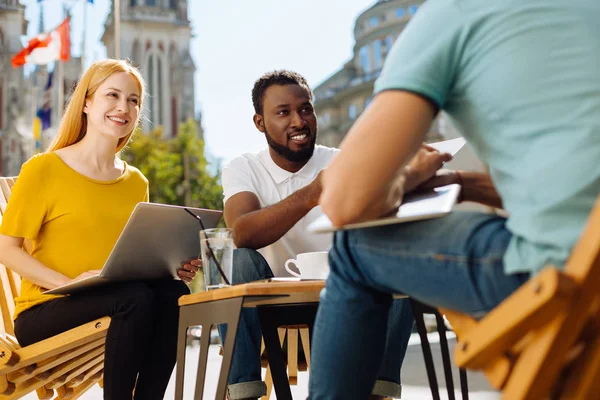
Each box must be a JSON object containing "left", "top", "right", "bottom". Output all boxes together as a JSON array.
[{"left": 222, "top": 145, "right": 339, "bottom": 276}]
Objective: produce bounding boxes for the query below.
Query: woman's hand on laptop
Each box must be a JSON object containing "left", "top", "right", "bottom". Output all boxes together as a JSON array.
[
  {"left": 178, "top": 259, "right": 202, "bottom": 283},
  {"left": 70, "top": 270, "right": 102, "bottom": 283}
]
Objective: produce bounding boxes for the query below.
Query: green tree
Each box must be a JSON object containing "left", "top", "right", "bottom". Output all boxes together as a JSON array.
[{"left": 123, "top": 119, "right": 223, "bottom": 212}]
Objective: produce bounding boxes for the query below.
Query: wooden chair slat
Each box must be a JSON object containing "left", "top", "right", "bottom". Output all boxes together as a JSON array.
[
  {"left": 0, "top": 266, "right": 17, "bottom": 337},
  {"left": 299, "top": 326, "right": 311, "bottom": 369},
  {"left": 287, "top": 325, "right": 298, "bottom": 385},
  {"left": 452, "top": 268, "right": 576, "bottom": 369},
  {"left": 9, "top": 338, "right": 105, "bottom": 384},
  {"left": 68, "top": 372, "right": 102, "bottom": 400},
  {"left": 35, "top": 385, "right": 53, "bottom": 400},
  {"left": 0, "top": 181, "right": 9, "bottom": 215}
]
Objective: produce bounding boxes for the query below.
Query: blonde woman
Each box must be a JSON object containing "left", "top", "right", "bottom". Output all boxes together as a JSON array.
[{"left": 0, "top": 59, "right": 199, "bottom": 399}]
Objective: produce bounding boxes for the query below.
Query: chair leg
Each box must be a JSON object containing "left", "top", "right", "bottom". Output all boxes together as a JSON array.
[
  {"left": 411, "top": 301, "right": 441, "bottom": 400},
  {"left": 436, "top": 311, "right": 456, "bottom": 400},
  {"left": 459, "top": 368, "right": 469, "bottom": 400},
  {"left": 299, "top": 326, "right": 311, "bottom": 369},
  {"left": 288, "top": 326, "right": 299, "bottom": 385}
]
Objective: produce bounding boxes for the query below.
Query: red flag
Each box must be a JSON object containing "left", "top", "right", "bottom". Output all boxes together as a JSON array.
[{"left": 12, "top": 18, "right": 70, "bottom": 68}]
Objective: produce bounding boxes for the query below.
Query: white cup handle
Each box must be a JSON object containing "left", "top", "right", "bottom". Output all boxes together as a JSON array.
[{"left": 285, "top": 259, "right": 302, "bottom": 278}]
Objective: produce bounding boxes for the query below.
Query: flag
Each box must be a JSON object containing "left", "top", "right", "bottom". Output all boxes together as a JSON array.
[{"left": 11, "top": 18, "right": 70, "bottom": 68}]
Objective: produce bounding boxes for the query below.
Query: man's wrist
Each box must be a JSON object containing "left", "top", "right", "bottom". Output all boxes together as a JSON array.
[
  {"left": 403, "top": 165, "right": 419, "bottom": 192},
  {"left": 455, "top": 170, "right": 465, "bottom": 202}
]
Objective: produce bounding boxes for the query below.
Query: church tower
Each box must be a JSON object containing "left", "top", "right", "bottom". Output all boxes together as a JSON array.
[
  {"left": 101, "top": 0, "right": 198, "bottom": 138},
  {"left": 0, "top": 0, "right": 28, "bottom": 176}
]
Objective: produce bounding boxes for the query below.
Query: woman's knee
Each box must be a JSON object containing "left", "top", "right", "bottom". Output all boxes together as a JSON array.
[
  {"left": 111, "top": 282, "right": 156, "bottom": 315},
  {"left": 153, "top": 279, "right": 190, "bottom": 302}
]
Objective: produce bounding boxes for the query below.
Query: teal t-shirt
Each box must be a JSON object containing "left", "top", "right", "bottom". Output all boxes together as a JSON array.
[{"left": 375, "top": 0, "right": 600, "bottom": 275}]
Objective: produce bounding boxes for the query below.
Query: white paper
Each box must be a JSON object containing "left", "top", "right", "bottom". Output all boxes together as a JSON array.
[{"left": 428, "top": 137, "right": 467, "bottom": 156}]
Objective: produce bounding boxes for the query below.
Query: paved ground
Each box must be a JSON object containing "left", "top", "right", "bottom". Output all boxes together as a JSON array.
[{"left": 22, "top": 332, "right": 500, "bottom": 399}]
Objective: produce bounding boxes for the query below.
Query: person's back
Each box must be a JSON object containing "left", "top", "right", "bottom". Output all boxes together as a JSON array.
[
  {"left": 309, "top": 2, "right": 600, "bottom": 398},
  {"left": 377, "top": 0, "right": 600, "bottom": 274}
]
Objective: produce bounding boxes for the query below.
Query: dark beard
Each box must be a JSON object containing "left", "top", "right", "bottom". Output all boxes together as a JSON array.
[{"left": 264, "top": 128, "right": 317, "bottom": 163}]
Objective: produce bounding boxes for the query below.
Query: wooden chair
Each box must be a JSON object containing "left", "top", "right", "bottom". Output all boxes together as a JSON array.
[
  {"left": 0, "top": 176, "right": 110, "bottom": 399},
  {"left": 441, "top": 196, "right": 600, "bottom": 399}
]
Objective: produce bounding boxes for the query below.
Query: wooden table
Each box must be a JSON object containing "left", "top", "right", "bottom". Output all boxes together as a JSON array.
[{"left": 174, "top": 280, "right": 325, "bottom": 400}]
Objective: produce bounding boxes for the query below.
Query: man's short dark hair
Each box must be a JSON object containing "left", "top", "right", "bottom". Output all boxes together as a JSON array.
[{"left": 252, "top": 70, "right": 312, "bottom": 115}]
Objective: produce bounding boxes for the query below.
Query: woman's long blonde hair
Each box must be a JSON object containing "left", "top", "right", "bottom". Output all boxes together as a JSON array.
[{"left": 47, "top": 59, "right": 146, "bottom": 153}]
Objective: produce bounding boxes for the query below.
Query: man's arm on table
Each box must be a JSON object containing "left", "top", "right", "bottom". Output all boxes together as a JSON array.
[{"left": 224, "top": 173, "right": 322, "bottom": 249}]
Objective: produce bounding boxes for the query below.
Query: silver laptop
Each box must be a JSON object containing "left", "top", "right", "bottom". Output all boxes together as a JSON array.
[
  {"left": 45, "top": 202, "right": 223, "bottom": 295},
  {"left": 308, "top": 184, "right": 461, "bottom": 233}
]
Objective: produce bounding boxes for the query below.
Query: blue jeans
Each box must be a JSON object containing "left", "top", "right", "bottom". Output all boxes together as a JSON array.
[
  {"left": 219, "top": 248, "right": 412, "bottom": 399},
  {"left": 309, "top": 212, "right": 530, "bottom": 399}
]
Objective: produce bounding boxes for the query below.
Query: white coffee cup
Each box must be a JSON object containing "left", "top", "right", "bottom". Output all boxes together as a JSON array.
[{"left": 284, "top": 251, "right": 330, "bottom": 280}]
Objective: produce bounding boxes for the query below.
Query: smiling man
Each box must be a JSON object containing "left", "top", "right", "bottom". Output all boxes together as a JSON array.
[{"left": 219, "top": 70, "right": 415, "bottom": 400}]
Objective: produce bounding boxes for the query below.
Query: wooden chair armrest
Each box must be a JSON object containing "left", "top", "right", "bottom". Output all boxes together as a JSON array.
[
  {"left": 0, "top": 317, "right": 110, "bottom": 375},
  {"left": 447, "top": 268, "right": 576, "bottom": 369}
]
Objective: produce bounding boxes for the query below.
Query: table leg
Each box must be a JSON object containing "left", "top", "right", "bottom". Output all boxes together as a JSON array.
[
  {"left": 194, "top": 323, "right": 212, "bottom": 399},
  {"left": 175, "top": 316, "right": 189, "bottom": 400},
  {"left": 175, "top": 297, "right": 244, "bottom": 400},
  {"left": 257, "top": 304, "right": 319, "bottom": 400}
]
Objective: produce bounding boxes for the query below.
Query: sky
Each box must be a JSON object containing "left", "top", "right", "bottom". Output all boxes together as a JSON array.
[{"left": 22, "top": 0, "right": 376, "bottom": 164}]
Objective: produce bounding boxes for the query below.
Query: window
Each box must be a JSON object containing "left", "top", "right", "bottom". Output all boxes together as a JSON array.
[
  {"left": 169, "top": 0, "right": 176, "bottom": 9},
  {"left": 409, "top": 4, "right": 419, "bottom": 15},
  {"left": 130, "top": 0, "right": 136, "bottom": 6},
  {"left": 359, "top": 45, "right": 372, "bottom": 74},
  {"left": 374, "top": 40, "right": 383, "bottom": 70},
  {"left": 370, "top": 16, "right": 378, "bottom": 27},
  {"left": 147, "top": 55, "right": 154, "bottom": 124},
  {"left": 396, "top": 8, "right": 406, "bottom": 18},
  {"left": 348, "top": 104, "right": 357, "bottom": 120},
  {"left": 157, "top": 57, "right": 163, "bottom": 125},
  {"left": 385, "top": 35, "right": 395, "bottom": 57},
  {"left": 145, "top": 0, "right": 156, "bottom": 6}
]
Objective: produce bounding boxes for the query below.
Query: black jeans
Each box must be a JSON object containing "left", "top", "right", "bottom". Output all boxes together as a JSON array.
[{"left": 14, "top": 280, "right": 189, "bottom": 400}]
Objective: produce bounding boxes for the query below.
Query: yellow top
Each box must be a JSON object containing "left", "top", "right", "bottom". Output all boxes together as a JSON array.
[{"left": 0, "top": 152, "right": 149, "bottom": 319}]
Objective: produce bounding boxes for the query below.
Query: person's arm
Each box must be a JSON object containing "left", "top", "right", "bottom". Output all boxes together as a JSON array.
[
  {"left": 0, "top": 234, "right": 77, "bottom": 289},
  {"left": 320, "top": 91, "right": 439, "bottom": 226},
  {"left": 420, "top": 170, "right": 503, "bottom": 209},
  {"left": 224, "top": 172, "right": 322, "bottom": 249}
]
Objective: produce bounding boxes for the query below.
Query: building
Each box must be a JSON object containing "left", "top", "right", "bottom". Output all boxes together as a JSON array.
[
  {"left": 313, "top": 0, "right": 444, "bottom": 147},
  {"left": 1, "top": 0, "right": 32, "bottom": 176},
  {"left": 0, "top": 0, "right": 200, "bottom": 177},
  {"left": 101, "top": 0, "right": 200, "bottom": 139}
]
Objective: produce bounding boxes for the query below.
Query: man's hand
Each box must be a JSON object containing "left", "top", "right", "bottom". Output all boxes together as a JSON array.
[
  {"left": 178, "top": 259, "right": 202, "bottom": 283},
  {"left": 306, "top": 170, "right": 324, "bottom": 209},
  {"left": 404, "top": 145, "right": 453, "bottom": 193},
  {"left": 418, "top": 169, "right": 461, "bottom": 190}
]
